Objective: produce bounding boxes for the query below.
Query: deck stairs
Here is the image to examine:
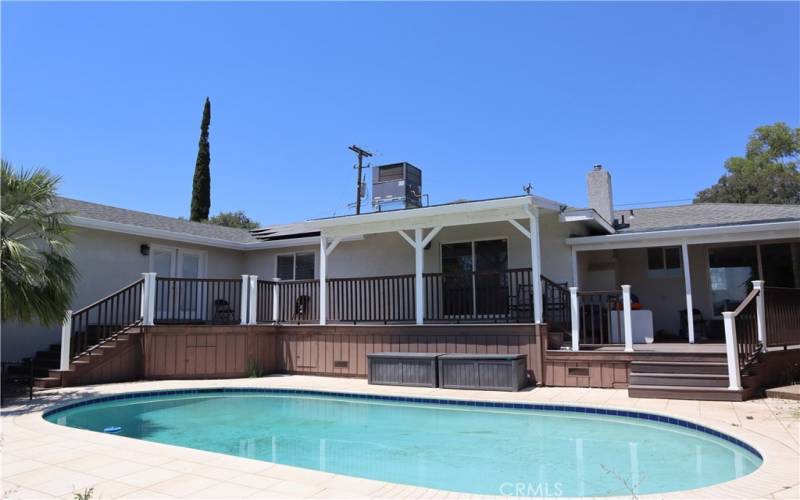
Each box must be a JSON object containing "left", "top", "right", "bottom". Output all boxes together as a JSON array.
[
  {"left": 34, "top": 327, "right": 142, "bottom": 389},
  {"left": 627, "top": 350, "right": 760, "bottom": 401}
]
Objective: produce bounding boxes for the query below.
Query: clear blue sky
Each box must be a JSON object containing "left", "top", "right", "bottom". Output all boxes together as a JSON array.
[{"left": 3, "top": 1, "right": 798, "bottom": 225}]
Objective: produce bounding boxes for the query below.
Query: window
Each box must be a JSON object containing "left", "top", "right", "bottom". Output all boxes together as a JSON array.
[
  {"left": 440, "top": 239, "right": 508, "bottom": 316},
  {"left": 647, "top": 247, "right": 681, "bottom": 271},
  {"left": 276, "top": 252, "right": 315, "bottom": 280},
  {"left": 708, "top": 245, "right": 758, "bottom": 316}
]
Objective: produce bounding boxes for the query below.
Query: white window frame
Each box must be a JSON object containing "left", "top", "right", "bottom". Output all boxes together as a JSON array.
[
  {"left": 276, "top": 251, "right": 316, "bottom": 281},
  {"left": 149, "top": 244, "right": 207, "bottom": 278}
]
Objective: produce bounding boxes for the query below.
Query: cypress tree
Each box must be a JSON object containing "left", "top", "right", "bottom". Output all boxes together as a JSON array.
[{"left": 190, "top": 97, "right": 211, "bottom": 221}]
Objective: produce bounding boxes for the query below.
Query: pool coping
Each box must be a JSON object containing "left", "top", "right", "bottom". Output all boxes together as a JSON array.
[
  {"left": 3, "top": 376, "right": 798, "bottom": 499},
  {"left": 42, "top": 386, "right": 763, "bottom": 462}
]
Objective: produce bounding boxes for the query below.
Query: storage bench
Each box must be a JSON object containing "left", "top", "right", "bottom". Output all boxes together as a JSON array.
[
  {"left": 367, "top": 352, "right": 443, "bottom": 388},
  {"left": 438, "top": 354, "right": 528, "bottom": 392}
]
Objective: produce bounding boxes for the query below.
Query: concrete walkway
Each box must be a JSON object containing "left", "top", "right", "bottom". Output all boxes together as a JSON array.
[{"left": 2, "top": 376, "right": 799, "bottom": 499}]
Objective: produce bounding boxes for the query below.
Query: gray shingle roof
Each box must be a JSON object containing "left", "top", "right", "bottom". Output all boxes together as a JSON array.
[
  {"left": 56, "top": 197, "right": 260, "bottom": 244},
  {"left": 613, "top": 203, "right": 800, "bottom": 234}
]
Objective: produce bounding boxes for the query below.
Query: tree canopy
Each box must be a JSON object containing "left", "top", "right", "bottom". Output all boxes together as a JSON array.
[
  {"left": 207, "top": 210, "right": 259, "bottom": 230},
  {"left": 1, "top": 160, "right": 77, "bottom": 325},
  {"left": 694, "top": 123, "right": 800, "bottom": 204},
  {"left": 190, "top": 97, "right": 211, "bottom": 221}
]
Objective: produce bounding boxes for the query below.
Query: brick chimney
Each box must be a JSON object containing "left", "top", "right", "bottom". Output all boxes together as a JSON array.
[{"left": 587, "top": 164, "right": 614, "bottom": 225}]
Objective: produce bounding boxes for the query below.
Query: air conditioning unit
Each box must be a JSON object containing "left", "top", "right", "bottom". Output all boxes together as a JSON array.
[{"left": 371, "top": 162, "right": 422, "bottom": 210}]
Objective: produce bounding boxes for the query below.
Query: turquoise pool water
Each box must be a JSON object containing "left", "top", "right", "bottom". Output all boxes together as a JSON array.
[{"left": 45, "top": 390, "right": 761, "bottom": 496}]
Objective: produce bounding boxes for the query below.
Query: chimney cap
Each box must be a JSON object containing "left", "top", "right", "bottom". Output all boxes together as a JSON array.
[{"left": 593, "top": 164, "right": 603, "bottom": 171}]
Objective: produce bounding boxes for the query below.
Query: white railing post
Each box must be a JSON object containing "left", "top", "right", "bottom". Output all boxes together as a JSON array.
[
  {"left": 622, "top": 285, "right": 633, "bottom": 352},
  {"left": 752, "top": 280, "right": 766, "bottom": 350},
  {"left": 570, "top": 287, "right": 580, "bottom": 352},
  {"left": 248, "top": 275, "right": 258, "bottom": 325},
  {"left": 722, "top": 311, "right": 743, "bottom": 390},
  {"left": 240, "top": 275, "right": 249, "bottom": 325},
  {"left": 272, "top": 278, "right": 281, "bottom": 323},
  {"left": 144, "top": 272, "right": 156, "bottom": 326},
  {"left": 59, "top": 311, "right": 73, "bottom": 371},
  {"left": 140, "top": 272, "right": 149, "bottom": 324}
]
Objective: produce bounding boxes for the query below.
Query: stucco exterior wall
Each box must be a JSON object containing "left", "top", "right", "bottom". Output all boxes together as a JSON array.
[{"left": 2, "top": 228, "right": 246, "bottom": 361}]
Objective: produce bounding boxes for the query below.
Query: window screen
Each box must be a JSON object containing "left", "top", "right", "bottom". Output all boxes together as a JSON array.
[
  {"left": 295, "top": 253, "right": 315, "bottom": 280},
  {"left": 277, "top": 255, "right": 294, "bottom": 280},
  {"left": 664, "top": 247, "right": 681, "bottom": 269},
  {"left": 647, "top": 248, "right": 664, "bottom": 270}
]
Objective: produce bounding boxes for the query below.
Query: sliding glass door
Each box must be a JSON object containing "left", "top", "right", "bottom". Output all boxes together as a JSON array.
[{"left": 441, "top": 239, "right": 508, "bottom": 317}]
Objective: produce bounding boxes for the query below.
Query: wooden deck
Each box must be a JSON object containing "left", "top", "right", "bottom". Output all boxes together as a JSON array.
[{"left": 566, "top": 342, "right": 726, "bottom": 353}]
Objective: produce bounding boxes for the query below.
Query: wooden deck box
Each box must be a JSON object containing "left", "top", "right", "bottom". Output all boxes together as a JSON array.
[
  {"left": 438, "top": 354, "right": 528, "bottom": 392},
  {"left": 367, "top": 352, "right": 444, "bottom": 388}
]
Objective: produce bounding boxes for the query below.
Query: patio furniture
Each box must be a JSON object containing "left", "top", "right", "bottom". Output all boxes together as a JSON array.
[
  {"left": 367, "top": 352, "right": 443, "bottom": 388},
  {"left": 213, "top": 299, "right": 235, "bottom": 324},
  {"left": 680, "top": 308, "right": 709, "bottom": 340},
  {"left": 438, "top": 353, "right": 528, "bottom": 391}
]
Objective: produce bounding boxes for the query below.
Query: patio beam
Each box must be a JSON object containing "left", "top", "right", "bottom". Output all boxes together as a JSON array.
[
  {"left": 507, "top": 218, "right": 530, "bottom": 239},
  {"left": 681, "top": 240, "right": 695, "bottom": 344},
  {"left": 397, "top": 230, "right": 415, "bottom": 248},
  {"left": 319, "top": 237, "right": 330, "bottom": 325}
]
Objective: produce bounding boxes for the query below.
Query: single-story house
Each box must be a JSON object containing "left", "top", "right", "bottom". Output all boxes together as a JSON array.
[{"left": 4, "top": 164, "right": 799, "bottom": 400}]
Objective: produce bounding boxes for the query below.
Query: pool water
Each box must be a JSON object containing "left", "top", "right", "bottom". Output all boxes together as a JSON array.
[{"left": 45, "top": 391, "right": 761, "bottom": 496}]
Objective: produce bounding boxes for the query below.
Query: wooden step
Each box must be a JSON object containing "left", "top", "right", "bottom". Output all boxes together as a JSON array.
[
  {"left": 33, "top": 376, "right": 63, "bottom": 389},
  {"left": 629, "top": 373, "right": 729, "bottom": 388},
  {"left": 630, "top": 361, "right": 728, "bottom": 375},
  {"left": 628, "top": 385, "right": 744, "bottom": 401}
]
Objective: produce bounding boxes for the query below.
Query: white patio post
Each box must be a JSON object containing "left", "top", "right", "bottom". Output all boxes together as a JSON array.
[
  {"left": 272, "top": 278, "right": 281, "bottom": 323},
  {"left": 529, "top": 208, "right": 543, "bottom": 324},
  {"left": 59, "top": 311, "right": 73, "bottom": 371},
  {"left": 570, "top": 287, "right": 580, "bottom": 351},
  {"left": 752, "top": 280, "right": 766, "bottom": 350},
  {"left": 144, "top": 272, "right": 156, "bottom": 326},
  {"left": 240, "top": 275, "right": 249, "bottom": 325},
  {"left": 722, "top": 311, "right": 742, "bottom": 390},
  {"left": 320, "top": 237, "right": 328, "bottom": 326},
  {"left": 622, "top": 284, "right": 633, "bottom": 352},
  {"left": 681, "top": 240, "right": 695, "bottom": 343},
  {"left": 414, "top": 228, "right": 424, "bottom": 325},
  {"left": 248, "top": 275, "right": 258, "bottom": 325}
]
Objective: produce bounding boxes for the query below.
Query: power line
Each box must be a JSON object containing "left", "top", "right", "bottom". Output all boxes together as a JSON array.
[{"left": 348, "top": 145, "right": 373, "bottom": 215}]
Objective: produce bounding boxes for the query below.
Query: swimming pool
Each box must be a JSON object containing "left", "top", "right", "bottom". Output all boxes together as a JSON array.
[{"left": 45, "top": 388, "right": 761, "bottom": 496}]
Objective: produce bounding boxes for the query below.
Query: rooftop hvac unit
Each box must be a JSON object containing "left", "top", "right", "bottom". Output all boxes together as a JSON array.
[{"left": 371, "top": 162, "right": 423, "bottom": 210}]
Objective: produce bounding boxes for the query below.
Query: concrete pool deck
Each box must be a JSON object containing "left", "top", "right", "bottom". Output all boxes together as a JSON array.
[{"left": 2, "top": 375, "right": 798, "bottom": 499}]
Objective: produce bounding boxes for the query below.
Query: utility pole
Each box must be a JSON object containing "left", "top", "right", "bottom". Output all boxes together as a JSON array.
[{"left": 349, "top": 145, "right": 373, "bottom": 215}]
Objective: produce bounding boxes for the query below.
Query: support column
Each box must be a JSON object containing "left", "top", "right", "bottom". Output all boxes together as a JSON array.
[
  {"left": 681, "top": 240, "right": 695, "bottom": 343},
  {"left": 59, "top": 311, "right": 73, "bottom": 371},
  {"left": 570, "top": 287, "right": 580, "bottom": 351},
  {"left": 272, "top": 279, "right": 281, "bottom": 323},
  {"left": 622, "top": 284, "right": 633, "bottom": 352},
  {"left": 752, "top": 280, "right": 766, "bottom": 350},
  {"left": 414, "top": 228, "right": 424, "bottom": 325},
  {"left": 320, "top": 237, "right": 328, "bottom": 326},
  {"left": 529, "top": 208, "right": 543, "bottom": 324},
  {"left": 240, "top": 275, "right": 249, "bottom": 325},
  {"left": 722, "top": 311, "right": 742, "bottom": 390},
  {"left": 248, "top": 275, "right": 258, "bottom": 325},
  {"left": 140, "top": 272, "right": 151, "bottom": 325},
  {"left": 571, "top": 247, "right": 579, "bottom": 288}
]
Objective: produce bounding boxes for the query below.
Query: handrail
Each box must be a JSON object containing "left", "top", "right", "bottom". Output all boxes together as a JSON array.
[
  {"left": 71, "top": 279, "right": 145, "bottom": 316},
  {"left": 732, "top": 288, "right": 760, "bottom": 317},
  {"left": 69, "top": 278, "right": 145, "bottom": 359}
]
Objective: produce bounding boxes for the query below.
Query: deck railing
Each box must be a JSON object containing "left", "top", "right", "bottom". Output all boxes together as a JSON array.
[
  {"left": 575, "top": 291, "right": 624, "bottom": 345},
  {"left": 153, "top": 277, "right": 243, "bottom": 324},
  {"left": 256, "top": 280, "right": 276, "bottom": 323},
  {"left": 764, "top": 286, "right": 800, "bottom": 347},
  {"left": 67, "top": 278, "right": 144, "bottom": 361},
  {"left": 277, "top": 279, "right": 320, "bottom": 323},
  {"left": 328, "top": 275, "right": 416, "bottom": 324}
]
